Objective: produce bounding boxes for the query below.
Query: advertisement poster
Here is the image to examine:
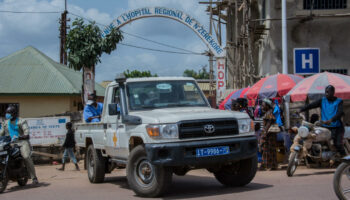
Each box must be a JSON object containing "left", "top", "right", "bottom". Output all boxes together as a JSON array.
[{"left": 26, "top": 116, "right": 70, "bottom": 146}]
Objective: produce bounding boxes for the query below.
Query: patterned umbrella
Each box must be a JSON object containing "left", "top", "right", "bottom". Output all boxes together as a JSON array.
[
  {"left": 285, "top": 72, "right": 350, "bottom": 102},
  {"left": 219, "top": 89, "right": 238, "bottom": 110},
  {"left": 219, "top": 88, "right": 250, "bottom": 110},
  {"left": 245, "top": 74, "right": 303, "bottom": 100}
]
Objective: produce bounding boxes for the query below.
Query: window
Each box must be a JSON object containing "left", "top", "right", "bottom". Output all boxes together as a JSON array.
[
  {"left": 112, "top": 87, "right": 120, "bottom": 104},
  {"left": 304, "top": 0, "right": 347, "bottom": 10},
  {"left": 262, "top": 0, "right": 266, "bottom": 20},
  {"left": 321, "top": 69, "right": 348, "bottom": 75},
  {"left": 126, "top": 81, "right": 208, "bottom": 111}
]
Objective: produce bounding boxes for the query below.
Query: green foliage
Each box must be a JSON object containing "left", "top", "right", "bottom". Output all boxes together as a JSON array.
[
  {"left": 123, "top": 69, "right": 158, "bottom": 78},
  {"left": 183, "top": 65, "right": 210, "bottom": 79},
  {"left": 66, "top": 18, "right": 123, "bottom": 71}
]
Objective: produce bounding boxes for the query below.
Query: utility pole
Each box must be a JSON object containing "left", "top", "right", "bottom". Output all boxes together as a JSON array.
[
  {"left": 59, "top": 0, "right": 68, "bottom": 65},
  {"left": 209, "top": 0, "right": 215, "bottom": 99},
  {"left": 282, "top": 0, "right": 288, "bottom": 74}
]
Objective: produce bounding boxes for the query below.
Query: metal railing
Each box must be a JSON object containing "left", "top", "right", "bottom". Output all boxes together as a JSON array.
[
  {"left": 304, "top": 0, "right": 347, "bottom": 10},
  {"left": 321, "top": 69, "right": 348, "bottom": 75}
]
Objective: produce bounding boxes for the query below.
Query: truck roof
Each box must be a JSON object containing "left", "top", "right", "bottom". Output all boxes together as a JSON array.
[
  {"left": 127, "top": 77, "right": 195, "bottom": 82},
  {"left": 107, "top": 77, "right": 196, "bottom": 87}
]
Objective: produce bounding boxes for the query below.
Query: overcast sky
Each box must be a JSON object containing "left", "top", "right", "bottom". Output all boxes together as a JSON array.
[{"left": 0, "top": 0, "right": 225, "bottom": 82}]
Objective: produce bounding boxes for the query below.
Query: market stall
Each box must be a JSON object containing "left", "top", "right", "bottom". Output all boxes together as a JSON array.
[{"left": 284, "top": 72, "right": 350, "bottom": 129}]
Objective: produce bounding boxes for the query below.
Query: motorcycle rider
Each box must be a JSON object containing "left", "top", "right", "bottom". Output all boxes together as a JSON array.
[
  {"left": 299, "top": 85, "right": 346, "bottom": 156},
  {"left": 0, "top": 106, "right": 39, "bottom": 184}
]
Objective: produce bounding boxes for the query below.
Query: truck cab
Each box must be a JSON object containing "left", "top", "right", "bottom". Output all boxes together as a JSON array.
[{"left": 75, "top": 75, "right": 257, "bottom": 197}]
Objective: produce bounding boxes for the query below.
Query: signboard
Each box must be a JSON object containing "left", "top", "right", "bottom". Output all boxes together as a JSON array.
[
  {"left": 294, "top": 48, "right": 320, "bottom": 74},
  {"left": 26, "top": 116, "right": 70, "bottom": 146},
  {"left": 102, "top": 7, "right": 225, "bottom": 57},
  {"left": 216, "top": 58, "right": 226, "bottom": 102}
]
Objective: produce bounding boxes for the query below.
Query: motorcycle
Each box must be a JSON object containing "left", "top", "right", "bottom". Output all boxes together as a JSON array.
[
  {"left": 333, "top": 156, "right": 350, "bottom": 200},
  {"left": 0, "top": 136, "right": 30, "bottom": 193},
  {"left": 286, "top": 120, "right": 337, "bottom": 177}
]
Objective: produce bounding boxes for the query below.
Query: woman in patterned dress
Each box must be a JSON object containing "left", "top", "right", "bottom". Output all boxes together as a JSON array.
[{"left": 259, "top": 98, "right": 280, "bottom": 170}]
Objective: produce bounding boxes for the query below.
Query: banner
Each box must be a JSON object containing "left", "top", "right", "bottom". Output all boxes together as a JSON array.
[
  {"left": 102, "top": 7, "right": 225, "bottom": 57},
  {"left": 216, "top": 57, "right": 226, "bottom": 103},
  {"left": 26, "top": 116, "right": 70, "bottom": 146},
  {"left": 84, "top": 67, "right": 95, "bottom": 103}
]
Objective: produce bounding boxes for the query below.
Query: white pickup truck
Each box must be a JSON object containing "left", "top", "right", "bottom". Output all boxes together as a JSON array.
[{"left": 75, "top": 75, "right": 257, "bottom": 197}]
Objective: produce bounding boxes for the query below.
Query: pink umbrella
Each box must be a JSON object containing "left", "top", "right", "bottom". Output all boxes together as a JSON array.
[{"left": 285, "top": 72, "right": 350, "bottom": 102}]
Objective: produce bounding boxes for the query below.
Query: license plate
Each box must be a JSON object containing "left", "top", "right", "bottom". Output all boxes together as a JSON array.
[
  {"left": 0, "top": 151, "right": 7, "bottom": 156},
  {"left": 196, "top": 146, "right": 230, "bottom": 157}
]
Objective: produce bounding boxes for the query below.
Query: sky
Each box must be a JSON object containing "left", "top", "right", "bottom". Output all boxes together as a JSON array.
[{"left": 0, "top": 0, "right": 225, "bottom": 82}]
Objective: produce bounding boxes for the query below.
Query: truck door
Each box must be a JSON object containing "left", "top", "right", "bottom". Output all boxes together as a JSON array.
[{"left": 104, "top": 86, "right": 125, "bottom": 158}]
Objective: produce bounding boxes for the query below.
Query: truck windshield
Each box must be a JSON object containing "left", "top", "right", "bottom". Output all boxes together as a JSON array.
[{"left": 126, "top": 80, "right": 209, "bottom": 111}]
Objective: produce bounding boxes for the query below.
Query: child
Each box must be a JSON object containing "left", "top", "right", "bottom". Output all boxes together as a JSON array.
[{"left": 57, "top": 122, "right": 79, "bottom": 171}]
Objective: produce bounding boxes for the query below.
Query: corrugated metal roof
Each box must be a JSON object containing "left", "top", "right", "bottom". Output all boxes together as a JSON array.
[
  {"left": 100, "top": 81, "right": 112, "bottom": 88},
  {"left": 0, "top": 46, "right": 105, "bottom": 96},
  {"left": 197, "top": 82, "right": 215, "bottom": 91}
]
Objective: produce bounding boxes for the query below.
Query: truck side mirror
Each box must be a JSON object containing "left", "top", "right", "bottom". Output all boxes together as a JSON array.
[{"left": 108, "top": 103, "right": 120, "bottom": 116}]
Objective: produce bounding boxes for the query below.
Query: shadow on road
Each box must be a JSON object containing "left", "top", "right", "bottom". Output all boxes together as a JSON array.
[
  {"left": 294, "top": 170, "right": 335, "bottom": 177},
  {"left": 4, "top": 182, "right": 50, "bottom": 194},
  {"left": 104, "top": 176, "right": 129, "bottom": 189},
  {"left": 161, "top": 175, "right": 272, "bottom": 199},
  {"left": 103, "top": 174, "right": 272, "bottom": 199}
]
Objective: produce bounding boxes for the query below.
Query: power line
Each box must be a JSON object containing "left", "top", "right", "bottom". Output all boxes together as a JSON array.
[
  {"left": 0, "top": 9, "right": 207, "bottom": 56},
  {"left": 120, "top": 31, "right": 199, "bottom": 54},
  {"left": 68, "top": 12, "right": 106, "bottom": 26},
  {"left": 0, "top": 10, "right": 61, "bottom": 13},
  {"left": 119, "top": 42, "right": 205, "bottom": 55},
  {"left": 68, "top": 12, "right": 203, "bottom": 55}
]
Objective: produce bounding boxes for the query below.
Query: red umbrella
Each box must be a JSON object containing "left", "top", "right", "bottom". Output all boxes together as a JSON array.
[
  {"left": 246, "top": 74, "right": 303, "bottom": 101},
  {"left": 219, "top": 89, "right": 238, "bottom": 110},
  {"left": 285, "top": 72, "right": 350, "bottom": 102},
  {"left": 219, "top": 88, "right": 250, "bottom": 110}
]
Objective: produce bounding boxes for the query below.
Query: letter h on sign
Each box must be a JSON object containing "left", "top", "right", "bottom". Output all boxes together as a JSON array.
[{"left": 294, "top": 48, "right": 320, "bottom": 74}]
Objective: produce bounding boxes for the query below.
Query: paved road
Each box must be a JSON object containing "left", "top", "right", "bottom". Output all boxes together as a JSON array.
[{"left": 1, "top": 164, "right": 338, "bottom": 200}]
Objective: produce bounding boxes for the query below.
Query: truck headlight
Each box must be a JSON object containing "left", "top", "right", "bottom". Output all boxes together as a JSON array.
[
  {"left": 237, "top": 119, "right": 254, "bottom": 134},
  {"left": 146, "top": 124, "right": 178, "bottom": 139}
]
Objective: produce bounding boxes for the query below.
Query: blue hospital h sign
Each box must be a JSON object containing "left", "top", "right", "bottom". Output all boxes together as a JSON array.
[{"left": 294, "top": 48, "right": 320, "bottom": 74}]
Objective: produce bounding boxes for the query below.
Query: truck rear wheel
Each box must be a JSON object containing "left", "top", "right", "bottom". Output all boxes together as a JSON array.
[
  {"left": 126, "top": 145, "right": 172, "bottom": 197},
  {"left": 87, "top": 145, "right": 106, "bottom": 183},
  {"left": 214, "top": 156, "right": 257, "bottom": 187}
]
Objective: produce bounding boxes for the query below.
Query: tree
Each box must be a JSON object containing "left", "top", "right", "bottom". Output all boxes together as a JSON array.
[
  {"left": 66, "top": 18, "right": 123, "bottom": 102},
  {"left": 123, "top": 69, "right": 158, "bottom": 78},
  {"left": 183, "top": 65, "right": 210, "bottom": 79}
]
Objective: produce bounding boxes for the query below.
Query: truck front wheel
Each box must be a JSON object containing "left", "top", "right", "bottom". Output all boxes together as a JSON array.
[
  {"left": 214, "top": 156, "right": 257, "bottom": 187},
  {"left": 87, "top": 145, "right": 106, "bottom": 183},
  {"left": 127, "top": 145, "right": 172, "bottom": 197}
]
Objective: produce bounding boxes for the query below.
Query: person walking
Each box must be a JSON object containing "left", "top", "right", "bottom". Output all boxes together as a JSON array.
[
  {"left": 260, "top": 99, "right": 279, "bottom": 170},
  {"left": 57, "top": 122, "right": 79, "bottom": 171},
  {"left": 0, "top": 106, "right": 39, "bottom": 184}
]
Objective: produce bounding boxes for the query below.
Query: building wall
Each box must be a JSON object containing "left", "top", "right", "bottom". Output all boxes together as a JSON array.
[
  {"left": 258, "top": 0, "right": 350, "bottom": 75},
  {"left": 0, "top": 95, "right": 82, "bottom": 118}
]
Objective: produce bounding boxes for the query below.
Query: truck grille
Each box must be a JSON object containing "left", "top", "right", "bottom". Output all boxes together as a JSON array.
[{"left": 178, "top": 118, "right": 238, "bottom": 139}]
